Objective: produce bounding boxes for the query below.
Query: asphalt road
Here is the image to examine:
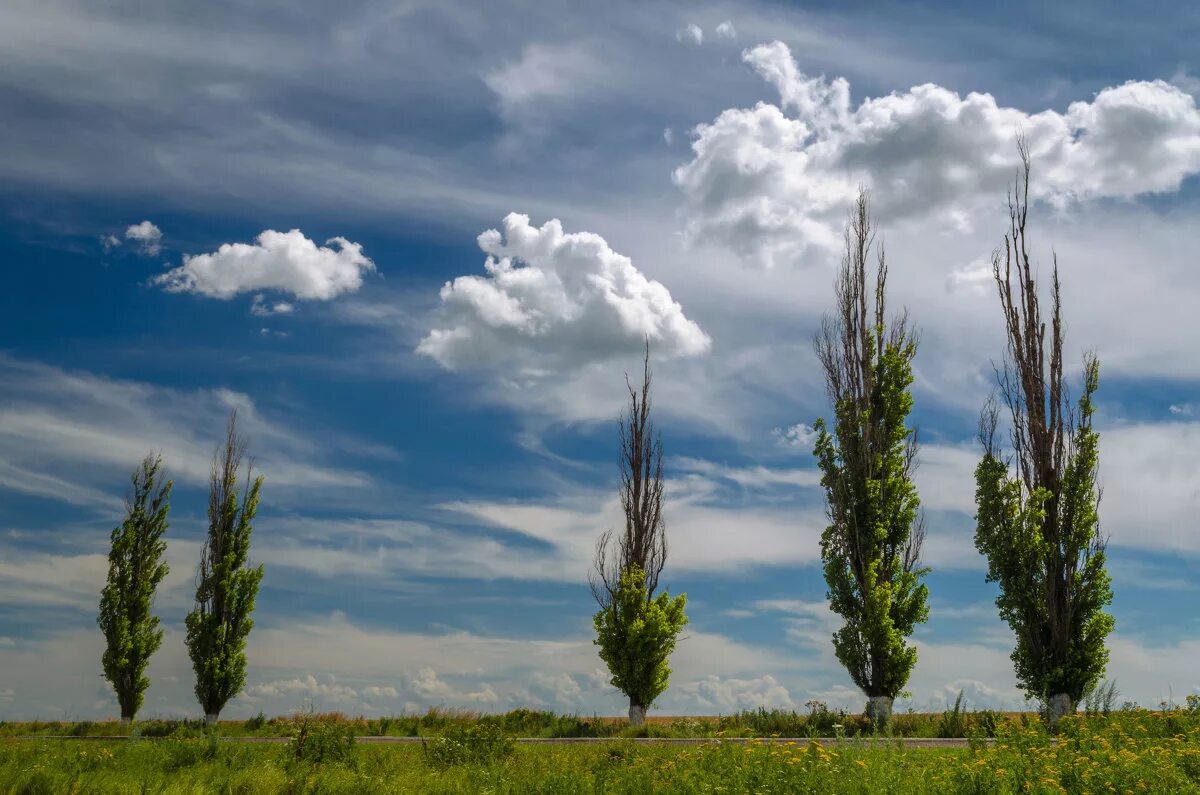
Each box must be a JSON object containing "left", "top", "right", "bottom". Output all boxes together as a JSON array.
[{"left": 14, "top": 735, "right": 985, "bottom": 748}]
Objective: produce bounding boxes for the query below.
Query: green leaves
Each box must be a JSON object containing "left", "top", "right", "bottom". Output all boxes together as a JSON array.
[
  {"left": 185, "top": 414, "right": 264, "bottom": 721},
  {"left": 815, "top": 313, "right": 929, "bottom": 705},
  {"left": 593, "top": 565, "right": 688, "bottom": 712},
  {"left": 974, "top": 356, "right": 1114, "bottom": 705},
  {"left": 97, "top": 453, "right": 172, "bottom": 721}
]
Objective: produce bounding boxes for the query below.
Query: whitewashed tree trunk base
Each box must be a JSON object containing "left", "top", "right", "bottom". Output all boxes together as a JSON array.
[
  {"left": 628, "top": 703, "right": 646, "bottom": 727},
  {"left": 867, "top": 696, "right": 893, "bottom": 727},
  {"left": 204, "top": 713, "right": 219, "bottom": 727},
  {"left": 1047, "top": 693, "right": 1072, "bottom": 725},
  {"left": 119, "top": 716, "right": 131, "bottom": 727}
]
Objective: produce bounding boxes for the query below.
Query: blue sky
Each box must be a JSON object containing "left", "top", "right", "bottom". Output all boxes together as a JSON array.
[{"left": 1, "top": 0, "right": 1198, "bottom": 719}]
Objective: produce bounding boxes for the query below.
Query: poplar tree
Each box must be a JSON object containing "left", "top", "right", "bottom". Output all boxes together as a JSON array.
[
  {"left": 591, "top": 344, "right": 687, "bottom": 726},
  {"left": 813, "top": 189, "right": 929, "bottom": 728},
  {"left": 185, "top": 410, "right": 264, "bottom": 725},
  {"left": 97, "top": 453, "right": 172, "bottom": 724},
  {"left": 974, "top": 145, "right": 1113, "bottom": 725}
]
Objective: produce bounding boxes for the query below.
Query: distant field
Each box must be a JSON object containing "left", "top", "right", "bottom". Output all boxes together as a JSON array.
[{"left": 1, "top": 708, "right": 1197, "bottom": 793}]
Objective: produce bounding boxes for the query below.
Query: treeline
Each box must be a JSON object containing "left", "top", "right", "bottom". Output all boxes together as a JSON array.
[{"left": 96, "top": 148, "right": 1113, "bottom": 729}]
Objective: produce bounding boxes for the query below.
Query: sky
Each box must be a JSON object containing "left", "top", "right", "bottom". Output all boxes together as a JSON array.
[{"left": 1, "top": 0, "right": 1198, "bottom": 720}]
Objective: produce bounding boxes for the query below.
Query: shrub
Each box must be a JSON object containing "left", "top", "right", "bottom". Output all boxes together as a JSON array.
[
  {"left": 287, "top": 713, "right": 357, "bottom": 766},
  {"left": 422, "top": 723, "right": 515, "bottom": 769},
  {"left": 163, "top": 735, "right": 223, "bottom": 770},
  {"left": 937, "top": 691, "right": 968, "bottom": 738},
  {"left": 244, "top": 711, "right": 268, "bottom": 731}
]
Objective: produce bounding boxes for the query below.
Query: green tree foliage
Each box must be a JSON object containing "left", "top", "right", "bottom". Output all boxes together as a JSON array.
[
  {"left": 974, "top": 146, "right": 1113, "bottom": 723},
  {"left": 97, "top": 453, "right": 172, "bottom": 722},
  {"left": 591, "top": 344, "right": 687, "bottom": 725},
  {"left": 185, "top": 411, "right": 264, "bottom": 723},
  {"left": 813, "top": 189, "right": 929, "bottom": 725},
  {"left": 593, "top": 564, "right": 688, "bottom": 720}
]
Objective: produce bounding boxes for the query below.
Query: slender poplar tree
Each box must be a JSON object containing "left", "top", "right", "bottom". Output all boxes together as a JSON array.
[
  {"left": 97, "top": 452, "right": 172, "bottom": 724},
  {"left": 591, "top": 343, "right": 688, "bottom": 727},
  {"left": 974, "top": 144, "right": 1113, "bottom": 725},
  {"left": 185, "top": 410, "right": 265, "bottom": 725},
  {"left": 813, "top": 189, "right": 929, "bottom": 728}
]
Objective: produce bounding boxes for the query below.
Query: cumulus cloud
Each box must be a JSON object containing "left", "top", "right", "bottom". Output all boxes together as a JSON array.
[
  {"left": 417, "top": 213, "right": 710, "bottom": 372},
  {"left": 674, "top": 40, "right": 1200, "bottom": 267},
  {"left": 677, "top": 674, "right": 794, "bottom": 710},
  {"left": 772, "top": 422, "right": 820, "bottom": 449},
  {"left": 125, "top": 220, "right": 162, "bottom": 255},
  {"left": 156, "top": 229, "right": 374, "bottom": 300},
  {"left": 714, "top": 20, "right": 737, "bottom": 40},
  {"left": 246, "top": 674, "right": 359, "bottom": 702},
  {"left": 677, "top": 23, "right": 703, "bottom": 46}
]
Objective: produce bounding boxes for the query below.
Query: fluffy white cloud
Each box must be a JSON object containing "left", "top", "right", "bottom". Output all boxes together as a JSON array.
[
  {"left": 125, "top": 220, "right": 162, "bottom": 255},
  {"left": 676, "top": 23, "right": 703, "bottom": 46},
  {"left": 714, "top": 21, "right": 737, "bottom": 41},
  {"left": 156, "top": 229, "right": 374, "bottom": 300},
  {"left": 674, "top": 40, "right": 1200, "bottom": 267},
  {"left": 246, "top": 674, "right": 359, "bottom": 702},
  {"left": 772, "top": 422, "right": 819, "bottom": 449},
  {"left": 417, "top": 213, "right": 710, "bottom": 372},
  {"left": 677, "top": 674, "right": 794, "bottom": 710}
]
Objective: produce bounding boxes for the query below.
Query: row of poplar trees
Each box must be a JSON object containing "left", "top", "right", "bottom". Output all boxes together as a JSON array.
[
  {"left": 95, "top": 150, "right": 1110, "bottom": 729},
  {"left": 591, "top": 145, "right": 1114, "bottom": 728},
  {"left": 97, "top": 411, "right": 264, "bottom": 724}
]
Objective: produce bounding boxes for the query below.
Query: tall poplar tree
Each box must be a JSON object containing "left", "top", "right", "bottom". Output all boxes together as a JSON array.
[
  {"left": 813, "top": 189, "right": 929, "bottom": 728},
  {"left": 185, "top": 410, "right": 264, "bottom": 725},
  {"left": 97, "top": 452, "right": 172, "bottom": 724},
  {"left": 974, "top": 145, "right": 1113, "bottom": 725},
  {"left": 591, "top": 343, "right": 688, "bottom": 727}
]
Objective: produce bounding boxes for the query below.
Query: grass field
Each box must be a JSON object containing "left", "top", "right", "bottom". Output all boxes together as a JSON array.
[
  {"left": 1, "top": 708, "right": 1198, "bottom": 793},
  {"left": 0, "top": 700, "right": 1025, "bottom": 741}
]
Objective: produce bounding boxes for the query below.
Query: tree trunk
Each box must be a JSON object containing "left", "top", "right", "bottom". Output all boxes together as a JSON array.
[
  {"left": 1047, "top": 693, "right": 1072, "bottom": 726},
  {"left": 205, "top": 712, "right": 219, "bottom": 727},
  {"left": 119, "top": 716, "right": 132, "bottom": 727},
  {"left": 867, "top": 696, "right": 893, "bottom": 729},
  {"left": 628, "top": 700, "right": 646, "bottom": 727}
]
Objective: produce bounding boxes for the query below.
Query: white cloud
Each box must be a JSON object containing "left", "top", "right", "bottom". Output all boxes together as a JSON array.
[
  {"left": 677, "top": 674, "right": 794, "bottom": 710},
  {"left": 945, "top": 259, "right": 995, "bottom": 295},
  {"left": 1169, "top": 403, "right": 1193, "bottom": 415},
  {"left": 674, "top": 40, "right": 1200, "bottom": 267},
  {"left": 485, "top": 43, "right": 599, "bottom": 114},
  {"left": 417, "top": 213, "right": 710, "bottom": 372},
  {"left": 714, "top": 21, "right": 737, "bottom": 41},
  {"left": 156, "top": 229, "right": 374, "bottom": 300},
  {"left": 676, "top": 23, "right": 703, "bottom": 46},
  {"left": 250, "top": 294, "right": 295, "bottom": 316},
  {"left": 673, "top": 456, "right": 820, "bottom": 489},
  {"left": 1099, "top": 422, "right": 1200, "bottom": 553},
  {"left": 125, "top": 220, "right": 162, "bottom": 255},
  {"left": 246, "top": 674, "right": 359, "bottom": 702},
  {"left": 0, "top": 355, "right": 370, "bottom": 511},
  {"left": 772, "top": 422, "right": 819, "bottom": 449}
]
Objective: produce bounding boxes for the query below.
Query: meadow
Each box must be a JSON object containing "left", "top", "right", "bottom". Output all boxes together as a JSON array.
[{"left": 2, "top": 706, "right": 1198, "bottom": 793}]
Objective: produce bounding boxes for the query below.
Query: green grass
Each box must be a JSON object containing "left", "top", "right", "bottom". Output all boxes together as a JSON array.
[
  {"left": 0, "top": 703, "right": 1040, "bottom": 740},
  {"left": 0, "top": 711, "right": 1198, "bottom": 793}
]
